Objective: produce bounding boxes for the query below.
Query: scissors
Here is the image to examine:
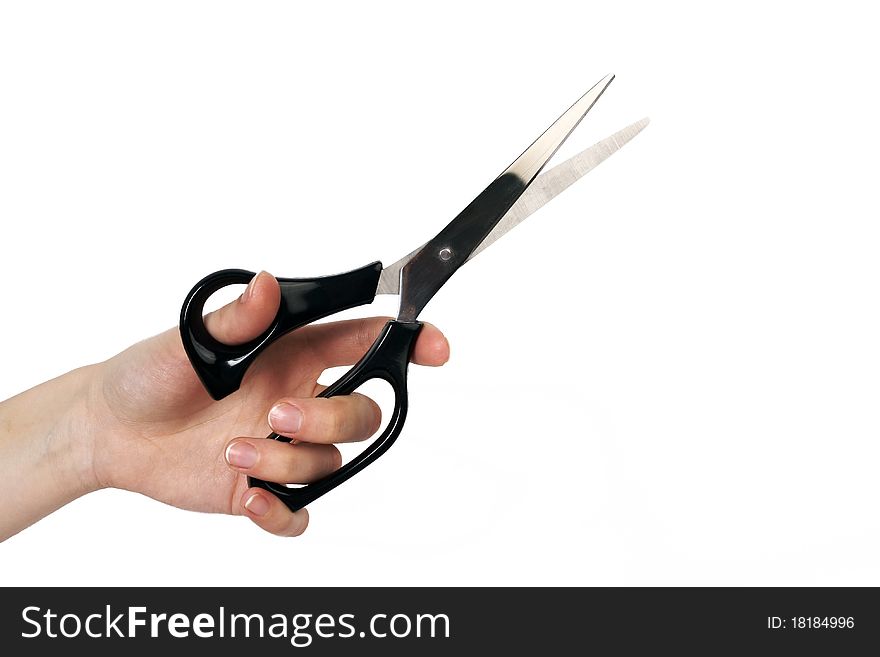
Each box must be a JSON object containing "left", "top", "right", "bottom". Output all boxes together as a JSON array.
[{"left": 180, "top": 73, "right": 647, "bottom": 511}]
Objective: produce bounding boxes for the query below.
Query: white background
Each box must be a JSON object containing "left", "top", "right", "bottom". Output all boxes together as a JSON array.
[{"left": 1, "top": 1, "right": 879, "bottom": 586}]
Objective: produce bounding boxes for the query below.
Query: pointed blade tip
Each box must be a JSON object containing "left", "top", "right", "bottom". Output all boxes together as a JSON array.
[{"left": 619, "top": 117, "right": 651, "bottom": 140}]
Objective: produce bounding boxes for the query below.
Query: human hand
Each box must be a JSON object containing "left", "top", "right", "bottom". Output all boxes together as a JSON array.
[{"left": 0, "top": 272, "right": 449, "bottom": 540}]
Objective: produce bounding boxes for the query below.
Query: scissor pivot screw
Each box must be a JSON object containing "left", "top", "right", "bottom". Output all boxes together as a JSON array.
[{"left": 438, "top": 247, "right": 453, "bottom": 262}]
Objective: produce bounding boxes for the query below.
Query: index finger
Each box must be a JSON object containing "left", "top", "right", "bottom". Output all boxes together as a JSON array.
[{"left": 298, "top": 317, "right": 450, "bottom": 369}]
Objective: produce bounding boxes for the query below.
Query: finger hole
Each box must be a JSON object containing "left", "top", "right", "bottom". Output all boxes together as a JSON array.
[
  {"left": 201, "top": 272, "right": 280, "bottom": 346},
  {"left": 333, "top": 379, "right": 395, "bottom": 473},
  {"left": 264, "top": 379, "right": 394, "bottom": 494},
  {"left": 202, "top": 284, "right": 247, "bottom": 316},
  {"left": 200, "top": 284, "right": 248, "bottom": 343}
]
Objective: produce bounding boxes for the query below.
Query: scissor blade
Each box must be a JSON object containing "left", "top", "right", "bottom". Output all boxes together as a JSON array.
[
  {"left": 394, "top": 74, "right": 615, "bottom": 321},
  {"left": 377, "top": 117, "right": 649, "bottom": 294},
  {"left": 470, "top": 116, "right": 650, "bottom": 259}
]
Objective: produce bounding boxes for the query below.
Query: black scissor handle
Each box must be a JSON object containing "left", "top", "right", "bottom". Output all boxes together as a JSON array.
[
  {"left": 179, "top": 262, "right": 383, "bottom": 400},
  {"left": 248, "top": 320, "right": 423, "bottom": 511}
]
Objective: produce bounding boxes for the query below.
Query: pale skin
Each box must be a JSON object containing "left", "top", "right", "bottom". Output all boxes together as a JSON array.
[{"left": 0, "top": 272, "right": 450, "bottom": 541}]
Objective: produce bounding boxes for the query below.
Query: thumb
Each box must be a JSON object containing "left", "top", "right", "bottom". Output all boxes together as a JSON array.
[{"left": 203, "top": 271, "right": 280, "bottom": 345}]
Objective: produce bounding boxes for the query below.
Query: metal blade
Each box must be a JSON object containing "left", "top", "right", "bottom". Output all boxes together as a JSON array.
[
  {"left": 377, "top": 117, "right": 649, "bottom": 294},
  {"left": 472, "top": 116, "right": 650, "bottom": 259},
  {"left": 394, "top": 74, "right": 615, "bottom": 322}
]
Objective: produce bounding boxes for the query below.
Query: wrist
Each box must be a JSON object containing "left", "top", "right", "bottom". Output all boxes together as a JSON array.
[
  {"left": 58, "top": 363, "right": 106, "bottom": 496},
  {"left": 26, "top": 363, "right": 105, "bottom": 501},
  {"left": 0, "top": 363, "right": 104, "bottom": 541}
]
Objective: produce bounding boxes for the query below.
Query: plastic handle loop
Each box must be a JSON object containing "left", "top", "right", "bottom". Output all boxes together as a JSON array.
[
  {"left": 179, "top": 263, "right": 383, "bottom": 400},
  {"left": 248, "top": 320, "right": 423, "bottom": 511}
]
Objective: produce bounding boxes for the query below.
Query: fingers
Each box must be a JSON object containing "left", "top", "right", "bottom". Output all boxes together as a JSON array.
[
  {"left": 267, "top": 394, "right": 382, "bottom": 444},
  {"left": 412, "top": 322, "right": 450, "bottom": 365},
  {"left": 224, "top": 392, "right": 376, "bottom": 485},
  {"left": 302, "top": 317, "right": 450, "bottom": 368},
  {"left": 203, "top": 271, "right": 280, "bottom": 346},
  {"left": 228, "top": 437, "right": 332, "bottom": 538},
  {"left": 225, "top": 391, "right": 384, "bottom": 537},
  {"left": 239, "top": 488, "right": 309, "bottom": 537},
  {"left": 225, "top": 436, "right": 342, "bottom": 483}
]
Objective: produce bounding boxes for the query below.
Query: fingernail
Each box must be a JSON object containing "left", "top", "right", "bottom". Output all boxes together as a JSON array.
[
  {"left": 244, "top": 492, "right": 270, "bottom": 517},
  {"left": 268, "top": 402, "right": 303, "bottom": 435},
  {"left": 240, "top": 271, "right": 262, "bottom": 304},
  {"left": 225, "top": 441, "right": 258, "bottom": 469}
]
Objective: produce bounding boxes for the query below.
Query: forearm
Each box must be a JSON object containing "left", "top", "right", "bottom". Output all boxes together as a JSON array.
[{"left": 0, "top": 365, "right": 101, "bottom": 541}]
